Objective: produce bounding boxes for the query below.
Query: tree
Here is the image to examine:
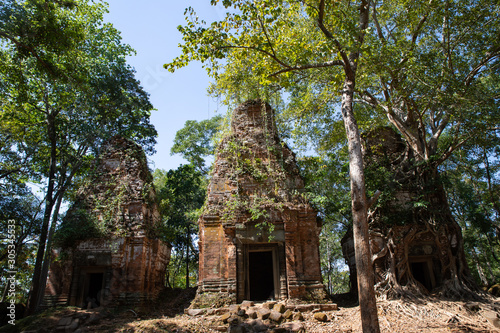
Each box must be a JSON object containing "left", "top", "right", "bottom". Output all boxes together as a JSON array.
[
  {"left": 345, "top": 0, "right": 498, "bottom": 297},
  {"left": 171, "top": 115, "right": 224, "bottom": 174},
  {"left": 1, "top": 0, "right": 157, "bottom": 314},
  {"left": 154, "top": 164, "right": 206, "bottom": 288},
  {"left": 299, "top": 151, "right": 353, "bottom": 293},
  {"left": 167, "top": 1, "right": 380, "bottom": 331},
  {"left": 443, "top": 137, "right": 500, "bottom": 287},
  {"left": 0, "top": 183, "right": 43, "bottom": 303}
]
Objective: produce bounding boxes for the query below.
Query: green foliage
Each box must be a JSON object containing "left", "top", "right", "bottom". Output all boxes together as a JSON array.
[
  {"left": 154, "top": 164, "right": 206, "bottom": 287},
  {"left": 155, "top": 164, "right": 206, "bottom": 241},
  {"left": 1, "top": 0, "right": 157, "bottom": 184},
  {"left": 299, "top": 152, "right": 351, "bottom": 227},
  {"left": 299, "top": 152, "right": 352, "bottom": 294},
  {"left": 53, "top": 207, "right": 104, "bottom": 249},
  {"left": 0, "top": 183, "right": 43, "bottom": 302},
  {"left": 168, "top": 0, "right": 500, "bottom": 170},
  {"left": 443, "top": 141, "right": 500, "bottom": 286},
  {"left": 171, "top": 115, "right": 223, "bottom": 174},
  {"left": 166, "top": 249, "right": 199, "bottom": 289}
]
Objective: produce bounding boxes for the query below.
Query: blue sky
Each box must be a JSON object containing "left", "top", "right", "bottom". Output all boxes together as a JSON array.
[{"left": 104, "top": 1, "right": 228, "bottom": 171}]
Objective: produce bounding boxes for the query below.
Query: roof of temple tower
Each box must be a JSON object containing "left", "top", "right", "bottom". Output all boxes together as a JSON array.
[
  {"left": 57, "top": 136, "right": 160, "bottom": 247},
  {"left": 204, "top": 99, "right": 312, "bottom": 224}
]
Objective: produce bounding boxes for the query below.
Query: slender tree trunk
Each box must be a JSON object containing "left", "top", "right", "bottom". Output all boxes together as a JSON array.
[
  {"left": 1, "top": 280, "right": 8, "bottom": 303},
  {"left": 26, "top": 113, "right": 57, "bottom": 316},
  {"left": 36, "top": 192, "right": 64, "bottom": 309},
  {"left": 470, "top": 247, "right": 489, "bottom": 286},
  {"left": 186, "top": 225, "right": 190, "bottom": 289},
  {"left": 341, "top": 76, "right": 380, "bottom": 333},
  {"left": 478, "top": 237, "right": 496, "bottom": 283}
]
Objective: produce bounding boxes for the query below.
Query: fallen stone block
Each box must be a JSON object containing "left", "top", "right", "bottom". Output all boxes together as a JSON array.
[
  {"left": 215, "top": 308, "right": 229, "bottom": 315},
  {"left": 248, "top": 319, "right": 269, "bottom": 332},
  {"left": 241, "top": 300, "right": 255, "bottom": 308},
  {"left": 220, "top": 312, "right": 232, "bottom": 323},
  {"left": 257, "top": 308, "right": 271, "bottom": 320},
  {"left": 281, "top": 322, "right": 305, "bottom": 332},
  {"left": 264, "top": 301, "right": 277, "bottom": 309},
  {"left": 273, "top": 303, "right": 286, "bottom": 313},
  {"left": 270, "top": 327, "right": 286, "bottom": 333},
  {"left": 229, "top": 304, "right": 241, "bottom": 313},
  {"left": 187, "top": 308, "right": 206, "bottom": 316},
  {"left": 269, "top": 310, "right": 283, "bottom": 323},
  {"left": 293, "top": 304, "right": 315, "bottom": 312},
  {"left": 228, "top": 324, "right": 247, "bottom": 333},
  {"left": 283, "top": 309, "right": 294, "bottom": 320},
  {"left": 293, "top": 312, "right": 304, "bottom": 321},
  {"left": 313, "top": 312, "right": 328, "bottom": 322},
  {"left": 247, "top": 309, "right": 258, "bottom": 319},
  {"left": 319, "top": 303, "right": 338, "bottom": 311}
]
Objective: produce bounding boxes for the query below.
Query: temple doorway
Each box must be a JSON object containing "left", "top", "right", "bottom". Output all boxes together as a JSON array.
[
  {"left": 409, "top": 257, "right": 437, "bottom": 291},
  {"left": 77, "top": 269, "right": 105, "bottom": 308},
  {"left": 247, "top": 247, "right": 279, "bottom": 301}
]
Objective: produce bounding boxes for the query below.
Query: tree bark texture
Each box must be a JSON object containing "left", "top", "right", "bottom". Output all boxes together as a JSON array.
[
  {"left": 341, "top": 77, "right": 380, "bottom": 333},
  {"left": 26, "top": 113, "right": 57, "bottom": 316}
]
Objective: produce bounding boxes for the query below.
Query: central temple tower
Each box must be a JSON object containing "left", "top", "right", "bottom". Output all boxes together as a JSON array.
[{"left": 196, "top": 100, "right": 326, "bottom": 305}]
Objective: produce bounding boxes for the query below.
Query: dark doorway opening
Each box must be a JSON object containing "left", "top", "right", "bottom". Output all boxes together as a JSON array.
[
  {"left": 410, "top": 261, "right": 433, "bottom": 291},
  {"left": 248, "top": 251, "right": 274, "bottom": 301},
  {"left": 85, "top": 273, "right": 103, "bottom": 307}
]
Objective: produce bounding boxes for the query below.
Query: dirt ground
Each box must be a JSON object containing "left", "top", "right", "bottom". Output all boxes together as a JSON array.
[{"left": 4, "top": 289, "right": 500, "bottom": 332}]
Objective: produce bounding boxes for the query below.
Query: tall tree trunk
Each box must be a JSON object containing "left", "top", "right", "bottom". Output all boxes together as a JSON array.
[
  {"left": 186, "top": 225, "right": 190, "bottom": 289},
  {"left": 471, "top": 247, "right": 489, "bottom": 286},
  {"left": 341, "top": 76, "right": 380, "bottom": 333},
  {"left": 25, "top": 113, "right": 57, "bottom": 316},
  {"left": 36, "top": 191, "right": 64, "bottom": 309}
]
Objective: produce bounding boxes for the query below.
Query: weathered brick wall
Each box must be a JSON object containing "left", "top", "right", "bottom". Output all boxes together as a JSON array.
[{"left": 196, "top": 100, "right": 326, "bottom": 305}]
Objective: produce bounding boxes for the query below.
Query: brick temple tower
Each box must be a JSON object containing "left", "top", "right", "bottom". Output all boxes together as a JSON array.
[
  {"left": 196, "top": 100, "right": 326, "bottom": 305},
  {"left": 44, "top": 136, "right": 170, "bottom": 308}
]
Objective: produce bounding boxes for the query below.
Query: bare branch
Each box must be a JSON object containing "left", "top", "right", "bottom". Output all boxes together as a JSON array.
[
  {"left": 317, "top": 0, "right": 350, "bottom": 73},
  {"left": 371, "top": 2, "right": 385, "bottom": 42},
  {"left": 367, "top": 190, "right": 382, "bottom": 209},
  {"left": 257, "top": 13, "right": 277, "bottom": 59},
  {"left": 465, "top": 47, "right": 500, "bottom": 86}
]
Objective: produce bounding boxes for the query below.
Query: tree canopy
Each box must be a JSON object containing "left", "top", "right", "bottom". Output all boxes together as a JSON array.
[
  {"left": 154, "top": 164, "right": 206, "bottom": 288},
  {"left": 0, "top": 0, "right": 157, "bottom": 313},
  {"left": 171, "top": 115, "right": 224, "bottom": 174}
]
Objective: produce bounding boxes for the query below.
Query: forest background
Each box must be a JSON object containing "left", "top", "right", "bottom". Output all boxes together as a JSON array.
[{"left": 0, "top": 0, "right": 499, "bottom": 322}]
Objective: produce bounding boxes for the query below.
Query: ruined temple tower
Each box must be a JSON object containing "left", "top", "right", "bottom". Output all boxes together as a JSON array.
[
  {"left": 45, "top": 136, "right": 171, "bottom": 307},
  {"left": 196, "top": 100, "right": 326, "bottom": 305}
]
